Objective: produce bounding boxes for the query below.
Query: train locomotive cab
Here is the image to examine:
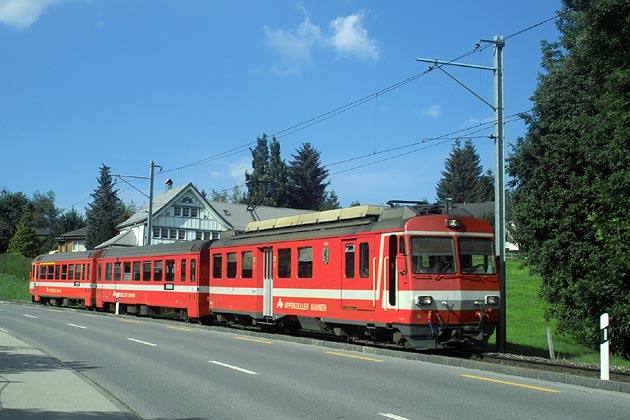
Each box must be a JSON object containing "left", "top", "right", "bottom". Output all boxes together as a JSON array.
[{"left": 394, "top": 214, "right": 500, "bottom": 350}]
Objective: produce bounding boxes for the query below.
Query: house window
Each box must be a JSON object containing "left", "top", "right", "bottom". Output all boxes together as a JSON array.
[
  {"left": 178, "top": 230, "right": 186, "bottom": 240},
  {"left": 174, "top": 207, "right": 181, "bottom": 217},
  {"left": 153, "top": 227, "right": 160, "bottom": 238},
  {"left": 212, "top": 232, "right": 221, "bottom": 240},
  {"left": 191, "top": 208, "right": 198, "bottom": 218},
  {"left": 196, "top": 231, "right": 202, "bottom": 240},
  {"left": 182, "top": 197, "right": 193, "bottom": 204},
  {"left": 161, "top": 228, "right": 168, "bottom": 238},
  {"left": 183, "top": 207, "right": 190, "bottom": 217},
  {"left": 169, "top": 229, "right": 177, "bottom": 239}
]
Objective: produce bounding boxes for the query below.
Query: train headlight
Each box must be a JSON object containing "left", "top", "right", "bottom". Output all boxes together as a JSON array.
[
  {"left": 485, "top": 295, "right": 500, "bottom": 306},
  {"left": 446, "top": 218, "right": 461, "bottom": 229},
  {"left": 416, "top": 295, "right": 433, "bottom": 306}
]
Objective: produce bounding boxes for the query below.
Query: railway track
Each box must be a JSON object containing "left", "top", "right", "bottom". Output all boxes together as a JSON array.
[{"left": 472, "top": 352, "right": 630, "bottom": 384}]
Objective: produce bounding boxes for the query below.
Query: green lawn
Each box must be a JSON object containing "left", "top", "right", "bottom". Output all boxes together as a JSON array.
[
  {"left": 0, "top": 273, "right": 31, "bottom": 301},
  {"left": 497, "top": 259, "right": 629, "bottom": 367}
]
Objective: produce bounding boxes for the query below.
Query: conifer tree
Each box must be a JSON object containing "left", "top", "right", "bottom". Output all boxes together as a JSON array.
[
  {"left": 286, "top": 143, "right": 330, "bottom": 210},
  {"left": 435, "top": 139, "right": 493, "bottom": 203},
  {"left": 86, "top": 164, "right": 126, "bottom": 249},
  {"left": 8, "top": 207, "right": 39, "bottom": 258}
]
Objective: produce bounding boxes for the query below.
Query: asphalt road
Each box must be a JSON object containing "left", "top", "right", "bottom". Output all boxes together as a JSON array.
[{"left": 1, "top": 302, "right": 629, "bottom": 420}]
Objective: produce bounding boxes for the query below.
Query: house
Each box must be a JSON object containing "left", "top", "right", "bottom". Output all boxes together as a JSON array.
[
  {"left": 55, "top": 227, "right": 87, "bottom": 253},
  {"left": 95, "top": 181, "right": 313, "bottom": 249}
]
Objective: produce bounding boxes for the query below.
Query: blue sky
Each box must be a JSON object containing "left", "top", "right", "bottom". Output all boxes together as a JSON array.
[{"left": 1, "top": 0, "right": 562, "bottom": 211}]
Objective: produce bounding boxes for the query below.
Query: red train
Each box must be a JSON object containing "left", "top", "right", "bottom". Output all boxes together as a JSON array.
[{"left": 30, "top": 203, "right": 500, "bottom": 350}]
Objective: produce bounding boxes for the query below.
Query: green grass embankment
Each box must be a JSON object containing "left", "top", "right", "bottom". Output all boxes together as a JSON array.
[
  {"left": 0, "top": 253, "right": 31, "bottom": 302},
  {"left": 500, "top": 259, "right": 629, "bottom": 367}
]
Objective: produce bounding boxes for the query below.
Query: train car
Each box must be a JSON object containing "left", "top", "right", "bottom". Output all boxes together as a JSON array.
[
  {"left": 95, "top": 241, "right": 212, "bottom": 320},
  {"left": 208, "top": 203, "right": 500, "bottom": 350},
  {"left": 30, "top": 250, "right": 102, "bottom": 307}
]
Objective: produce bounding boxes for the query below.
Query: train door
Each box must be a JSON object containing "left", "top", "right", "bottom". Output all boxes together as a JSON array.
[
  {"left": 262, "top": 247, "right": 273, "bottom": 317},
  {"left": 341, "top": 238, "right": 375, "bottom": 311},
  {"left": 382, "top": 234, "right": 399, "bottom": 310}
]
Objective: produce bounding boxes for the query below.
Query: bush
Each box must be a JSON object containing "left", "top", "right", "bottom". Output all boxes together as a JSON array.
[{"left": 0, "top": 253, "right": 32, "bottom": 280}]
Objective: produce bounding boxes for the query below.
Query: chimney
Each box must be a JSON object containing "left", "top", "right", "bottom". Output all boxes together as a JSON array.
[{"left": 165, "top": 178, "right": 173, "bottom": 192}]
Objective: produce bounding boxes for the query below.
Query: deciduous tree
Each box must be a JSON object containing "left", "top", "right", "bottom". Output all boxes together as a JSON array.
[{"left": 507, "top": 0, "right": 630, "bottom": 356}]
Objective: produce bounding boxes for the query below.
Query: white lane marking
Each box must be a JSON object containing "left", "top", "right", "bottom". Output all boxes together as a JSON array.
[
  {"left": 67, "top": 323, "right": 87, "bottom": 329},
  {"left": 208, "top": 361, "right": 258, "bottom": 375},
  {"left": 0, "top": 327, "right": 8, "bottom": 333},
  {"left": 379, "top": 414, "right": 412, "bottom": 420},
  {"left": 127, "top": 338, "right": 157, "bottom": 347},
  {"left": 23, "top": 314, "right": 38, "bottom": 319}
]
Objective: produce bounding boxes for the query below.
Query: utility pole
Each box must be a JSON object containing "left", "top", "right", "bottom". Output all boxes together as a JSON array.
[
  {"left": 146, "top": 160, "right": 156, "bottom": 245},
  {"left": 417, "top": 36, "right": 507, "bottom": 352},
  {"left": 113, "top": 160, "right": 161, "bottom": 246}
]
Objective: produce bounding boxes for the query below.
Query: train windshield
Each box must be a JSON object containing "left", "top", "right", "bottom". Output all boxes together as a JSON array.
[
  {"left": 410, "top": 237, "right": 456, "bottom": 274},
  {"left": 459, "top": 238, "right": 496, "bottom": 274}
]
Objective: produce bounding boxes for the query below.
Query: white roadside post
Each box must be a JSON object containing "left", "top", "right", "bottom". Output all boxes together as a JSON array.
[
  {"left": 600, "top": 313, "right": 609, "bottom": 381},
  {"left": 115, "top": 293, "right": 120, "bottom": 316}
]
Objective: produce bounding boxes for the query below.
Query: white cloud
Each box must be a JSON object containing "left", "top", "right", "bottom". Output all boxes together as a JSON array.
[
  {"left": 462, "top": 116, "right": 495, "bottom": 128},
  {"left": 263, "top": 17, "right": 323, "bottom": 63},
  {"left": 329, "top": 12, "right": 379, "bottom": 61},
  {"left": 0, "top": 0, "right": 63, "bottom": 29},
  {"left": 263, "top": 11, "right": 379, "bottom": 75},
  {"left": 422, "top": 104, "right": 441, "bottom": 118}
]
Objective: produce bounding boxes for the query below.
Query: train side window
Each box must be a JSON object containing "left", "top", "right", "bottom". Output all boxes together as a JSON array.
[
  {"left": 105, "top": 263, "right": 112, "bottom": 281},
  {"left": 123, "top": 262, "right": 131, "bottom": 281},
  {"left": 278, "top": 248, "right": 291, "bottom": 278},
  {"left": 399, "top": 236, "right": 406, "bottom": 255},
  {"left": 154, "top": 261, "right": 163, "bottom": 281},
  {"left": 68, "top": 264, "right": 75, "bottom": 280},
  {"left": 359, "top": 243, "right": 370, "bottom": 278},
  {"left": 87, "top": 264, "right": 90, "bottom": 281},
  {"left": 48, "top": 265, "right": 54, "bottom": 280},
  {"left": 212, "top": 254, "right": 222, "bottom": 278},
  {"left": 61, "top": 264, "right": 67, "bottom": 280},
  {"left": 165, "top": 259, "right": 175, "bottom": 281},
  {"left": 345, "top": 244, "right": 355, "bottom": 278},
  {"left": 54, "top": 264, "right": 60, "bottom": 280},
  {"left": 241, "top": 251, "right": 253, "bottom": 278},
  {"left": 190, "top": 259, "right": 196, "bottom": 282},
  {"left": 39, "top": 266, "right": 46, "bottom": 279},
  {"left": 132, "top": 262, "right": 141, "bottom": 281},
  {"left": 114, "top": 262, "right": 121, "bottom": 281},
  {"left": 181, "top": 259, "right": 187, "bottom": 282},
  {"left": 75, "top": 264, "right": 82, "bottom": 281},
  {"left": 142, "top": 261, "right": 152, "bottom": 281},
  {"left": 226, "top": 253, "right": 237, "bottom": 278},
  {"left": 298, "top": 247, "right": 313, "bottom": 278},
  {"left": 98, "top": 264, "right": 102, "bottom": 281}
]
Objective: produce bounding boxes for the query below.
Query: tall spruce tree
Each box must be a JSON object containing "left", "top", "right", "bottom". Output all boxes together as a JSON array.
[
  {"left": 86, "top": 164, "right": 126, "bottom": 249},
  {"left": 286, "top": 143, "right": 330, "bottom": 210},
  {"left": 8, "top": 206, "right": 39, "bottom": 258},
  {"left": 245, "top": 134, "right": 270, "bottom": 207},
  {"left": 267, "top": 136, "right": 288, "bottom": 207},
  {"left": 435, "top": 139, "right": 494, "bottom": 203},
  {"left": 507, "top": 0, "right": 630, "bottom": 356}
]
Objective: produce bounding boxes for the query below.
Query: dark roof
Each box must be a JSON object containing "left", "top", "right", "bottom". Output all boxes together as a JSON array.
[{"left": 55, "top": 227, "right": 87, "bottom": 241}]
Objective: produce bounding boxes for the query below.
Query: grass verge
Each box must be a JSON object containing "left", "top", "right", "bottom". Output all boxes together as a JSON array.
[{"left": 0, "top": 273, "right": 31, "bottom": 301}]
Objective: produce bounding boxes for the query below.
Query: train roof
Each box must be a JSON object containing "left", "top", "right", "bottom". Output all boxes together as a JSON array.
[
  {"left": 214, "top": 203, "right": 482, "bottom": 246},
  {"left": 33, "top": 249, "right": 101, "bottom": 263},
  {"left": 98, "top": 240, "right": 213, "bottom": 259}
]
